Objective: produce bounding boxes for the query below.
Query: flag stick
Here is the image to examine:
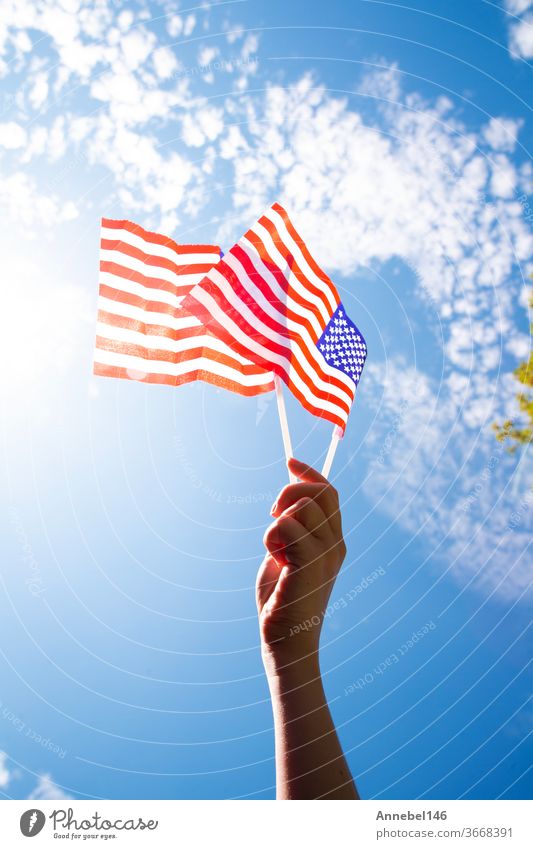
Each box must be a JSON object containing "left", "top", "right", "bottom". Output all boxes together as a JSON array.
[
  {"left": 274, "top": 374, "right": 295, "bottom": 482},
  {"left": 321, "top": 426, "right": 343, "bottom": 479}
]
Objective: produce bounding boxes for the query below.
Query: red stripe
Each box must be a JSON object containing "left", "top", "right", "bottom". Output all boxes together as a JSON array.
[
  {"left": 185, "top": 298, "right": 346, "bottom": 428},
  {"left": 95, "top": 335, "right": 269, "bottom": 376},
  {"left": 94, "top": 362, "right": 274, "bottom": 396},
  {"left": 210, "top": 256, "right": 352, "bottom": 404},
  {"left": 99, "top": 261, "right": 194, "bottom": 298},
  {"left": 98, "top": 283, "right": 181, "bottom": 317},
  {"left": 101, "top": 239, "right": 217, "bottom": 279},
  {"left": 256, "top": 213, "right": 337, "bottom": 318},
  {"left": 243, "top": 229, "right": 326, "bottom": 332},
  {"left": 97, "top": 309, "right": 202, "bottom": 340},
  {"left": 232, "top": 242, "right": 321, "bottom": 342},
  {"left": 271, "top": 203, "right": 339, "bottom": 304},
  {"left": 101, "top": 219, "right": 220, "bottom": 257},
  {"left": 186, "top": 285, "right": 350, "bottom": 426}
]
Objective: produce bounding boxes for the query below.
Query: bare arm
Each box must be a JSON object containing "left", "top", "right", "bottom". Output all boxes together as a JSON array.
[{"left": 256, "top": 457, "right": 359, "bottom": 800}]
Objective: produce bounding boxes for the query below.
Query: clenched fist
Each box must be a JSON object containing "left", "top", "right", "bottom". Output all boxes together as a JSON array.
[{"left": 256, "top": 457, "right": 346, "bottom": 666}]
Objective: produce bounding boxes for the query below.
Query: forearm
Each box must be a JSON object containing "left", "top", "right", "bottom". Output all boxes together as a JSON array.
[{"left": 264, "top": 650, "right": 359, "bottom": 800}]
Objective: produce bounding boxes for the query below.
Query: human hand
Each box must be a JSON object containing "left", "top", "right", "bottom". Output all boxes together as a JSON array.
[{"left": 256, "top": 458, "right": 346, "bottom": 669}]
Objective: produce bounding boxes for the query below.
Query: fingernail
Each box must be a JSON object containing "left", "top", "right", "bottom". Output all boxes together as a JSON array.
[{"left": 270, "top": 500, "right": 278, "bottom": 516}]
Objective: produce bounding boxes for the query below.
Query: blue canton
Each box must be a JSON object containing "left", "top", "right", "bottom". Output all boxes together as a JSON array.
[{"left": 316, "top": 303, "right": 367, "bottom": 386}]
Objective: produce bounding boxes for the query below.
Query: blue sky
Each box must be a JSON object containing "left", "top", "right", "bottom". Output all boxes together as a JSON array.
[{"left": 0, "top": 0, "right": 532, "bottom": 800}]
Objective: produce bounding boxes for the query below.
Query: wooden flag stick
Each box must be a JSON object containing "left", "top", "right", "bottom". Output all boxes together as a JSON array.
[
  {"left": 321, "top": 425, "right": 343, "bottom": 479},
  {"left": 274, "top": 374, "right": 296, "bottom": 482}
]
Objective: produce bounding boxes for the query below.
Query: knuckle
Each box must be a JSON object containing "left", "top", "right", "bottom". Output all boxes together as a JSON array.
[
  {"left": 278, "top": 483, "right": 299, "bottom": 503},
  {"left": 326, "top": 483, "right": 340, "bottom": 504},
  {"left": 263, "top": 523, "right": 277, "bottom": 549},
  {"left": 276, "top": 516, "right": 294, "bottom": 538}
]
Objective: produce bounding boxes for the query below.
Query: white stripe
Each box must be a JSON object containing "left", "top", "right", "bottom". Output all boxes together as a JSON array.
[
  {"left": 97, "top": 296, "right": 200, "bottom": 331},
  {"left": 192, "top": 285, "right": 351, "bottom": 422},
  {"left": 101, "top": 225, "right": 220, "bottom": 268},
  {"left": 93, "top": 347, "right": 274, "bottom": 386},
  {"left": 100, "top": 250, "right": 207, "bottom": 290},
  {"left": 96, "top": 321, "right": 268, "bottom": 366},
  {"left": 245, "top": 223, "right": 331, "bottom": 327},
  {"left": 267, "top": 206, "right": 338, "bottom": 313},
  {"left": 99, "top": 270, "right": 186, "bottom": 309},
  {"left": 209, "top": 265, "right": 354, "bottom": 404},
  {"left": 226, "top": 243, "right": 324, "bottom": 338}
]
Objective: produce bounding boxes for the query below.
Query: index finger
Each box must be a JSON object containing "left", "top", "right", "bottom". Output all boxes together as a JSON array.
[
  {"left": 282, "top": 459, "right": 342, "bottom": 535},
  {"left": 288, "top": 457, "right": 329, "bottom": 485}
]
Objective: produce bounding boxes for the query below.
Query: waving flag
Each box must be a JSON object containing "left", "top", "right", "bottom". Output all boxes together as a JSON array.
[
  {"left": 94, "top": 219, "right": 274, "bottom": 395},
  {"left": 182, "top": 203, "right": 367, "bottom": 430}
]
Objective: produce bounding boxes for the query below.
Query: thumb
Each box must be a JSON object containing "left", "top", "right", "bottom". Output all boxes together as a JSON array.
[
  {"left": 256, "top": 554, "right": 281, "bottom": 613},
  {"left": 261, "top": 564, "right": 292, "bottom": 618}
]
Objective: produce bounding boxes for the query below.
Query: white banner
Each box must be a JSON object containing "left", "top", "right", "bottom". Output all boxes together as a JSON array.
[{"left": 0, "top": 799, "right": 530, "bottom": 848}]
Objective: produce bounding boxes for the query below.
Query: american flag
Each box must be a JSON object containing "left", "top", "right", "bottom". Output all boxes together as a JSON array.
[
  {"left": 93, "top": 218, "right": 274, "bottom": 395},
  {"left": 183, "top": 203, "right": 367, "bottom": 430}
]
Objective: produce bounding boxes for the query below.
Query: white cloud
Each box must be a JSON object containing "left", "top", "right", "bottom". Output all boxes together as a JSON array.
[
  {"left": 226, "top": 24, "right": 244, "bottom": 44},
  {"left": 509, "top": 12, "right": 533, "bottom": 57},
  {"left": 359, "top": 61, "right": 402, "bottom": 103},
  {"left": 0, "top": 122, "right": 27, "bottom": 149},
  {"left": 0, "top": 171, "right": 77, "bottom": 225},
  {"left": 0, "top": 752, "right": 11, "bottom": 788},
  {"left": 152, "top": 45, "right": 178, "bottom": 79},
  {"left": 504, "top": 0, "right": 533, "bottom": 16},
  {"left": 503, "top": 2, "right": 533, "bottom": 58},
  {"left": 28, "top": 71, "right": 49, "bottom": 110},
  {"left": 182, "top": 106, "right": 224, "bottom": 147},
  {"left": 117, "top": 9, "right": 134, "bottom": 31},
  {"left": 506, "top": 334, "right": 531, "bottom": 358},
  {"left": 167, "top": 14, "right": 183, "bottom": 37},
  {"left": 219, "top": 75, "right": 528, "bottom": 300},
  {"left": 518, "top": 284, "right": 533, "bottom": 309},
  {"left": 121, "top": 29, "right": 155, "bottom": 71},
  {"left": 181, "top": 114, "right": 205, "bottom": 147},
  {"left": 183, "top": 14, "right": 196, "bottom": 37},
  {"left": 12, "top": 29, "right": 32, "bottom": 52},
  {"left": 490, "top": 153, "right": 518, "bottom": 197},
  {"left": 219, "top": 125, "right": 247, "bottom": 159},
  {"left": 198, "top": 46, "right": 218, "bottom": 67},
  {"left": 213, "top": 72, "right": 532, "bottom": 599},
  {"left": 0, "top": 752, "right": 71, "bottom": 799},
  {"left": 241, "top": 33, "right": 258, "bottom": 61},
  {"left": 482, "top": 117, "right": 522, "bottom": 151},
  {"left": 0, "top": 0, "right": 529, "bottom": 601},
  {"left": 39, "top": 5, "right": 79, "bottom": 45},
  {"left": 362, "top": 360, "right": 531, "bottom": 599},
  {"left": 28, "top": 774, "right": 72, "bottom": 800}
]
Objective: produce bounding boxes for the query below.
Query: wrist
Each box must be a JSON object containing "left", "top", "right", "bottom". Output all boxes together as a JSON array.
[{"left": 261, "top": 643, "right": 321, "bottom": 686}]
